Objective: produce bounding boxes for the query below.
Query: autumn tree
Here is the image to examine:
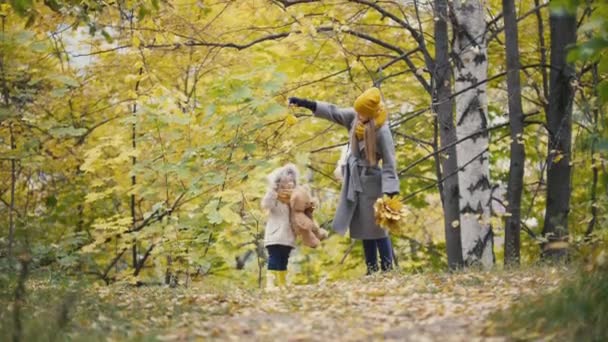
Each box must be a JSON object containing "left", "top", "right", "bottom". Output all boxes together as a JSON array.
[
  {"left": 542, "top": 1, "right": 578, "bottom": 260},
  {"left": 451, "top": 0, "right": 494, "bottom": 268}
]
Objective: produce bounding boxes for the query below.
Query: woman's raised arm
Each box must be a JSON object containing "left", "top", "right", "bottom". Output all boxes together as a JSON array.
[{"left": 289, "top": 97, "right": 356, "bottom": 129}]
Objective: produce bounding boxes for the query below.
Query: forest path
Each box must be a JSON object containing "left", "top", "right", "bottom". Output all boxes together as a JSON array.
[{"left": 173, "top": 270, "right": 563, "bottom": 341}]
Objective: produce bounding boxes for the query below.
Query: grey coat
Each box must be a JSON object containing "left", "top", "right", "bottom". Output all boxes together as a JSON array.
[{"left": 314, "top": 101, "right": 400, "bottom": 240}]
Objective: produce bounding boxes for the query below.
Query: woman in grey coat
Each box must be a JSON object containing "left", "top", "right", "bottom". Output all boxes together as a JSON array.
[{"left": 289, "top": 87, "right": 400, "bottom": 274}]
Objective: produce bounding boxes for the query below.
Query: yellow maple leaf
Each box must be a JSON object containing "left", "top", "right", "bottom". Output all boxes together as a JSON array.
[{"left": 285, "top": 114, "right": 298, "bottom": 126}]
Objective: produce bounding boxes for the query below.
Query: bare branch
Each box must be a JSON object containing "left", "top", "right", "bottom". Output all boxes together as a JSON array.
[
  {"left": 348, "top": 0, "right": 434, "bottom": 69},
  {"left": 340, "top": 240, "right": 357, "bottom": 264},
  {"left": 101, "top": 248, "right": 127, "bottom": 284},
  {"left": 277, "top": 68, "right": 351, "bottom": 96},
  {"left": 71, "top": 32, "right": 292, "bottom": 57},
  {"left": 71, "top": 45, "right": 130, "bottom": 57},
  {"left": 307, "top": 164, "right": 340, "bottom": 184},
  {"left": 398, "top": 111, "right": 541, "bottom": 177},
  {"left": 487, "top": 2, "right": 549, "bottom": 43},
  {"left": 401, "top": 133, "right": 509, "bottom": 204},
  {"left": 134, "top": 243, "right": 156, "bottom": 277},
  {"left": 310, "top": 141, "right": 348, "bottom": 153},
  {"left": 273, "top": 0, "right": 320, "bottom": 7},
  {"left": 376, "top": 48, "right": 420, "bottom": 73},
  {"left": 126, "top": 191, "right": 187, "bottom": 234},
  {"left": 393, "top": 131, "right": 433, "bottom": 147}
]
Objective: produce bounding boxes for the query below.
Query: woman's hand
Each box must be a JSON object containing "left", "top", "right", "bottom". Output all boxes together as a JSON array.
[{"left": 288, "top": 97, "right": 317, "bottom": 112}]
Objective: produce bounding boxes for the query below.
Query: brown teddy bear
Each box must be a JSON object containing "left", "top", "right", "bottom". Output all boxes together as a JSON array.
[{"left": 289, "top": 185, "right": 329, "bottom": 248}]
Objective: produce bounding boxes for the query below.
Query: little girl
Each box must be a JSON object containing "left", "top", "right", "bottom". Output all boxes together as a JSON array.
[{"left": 261, "top": 163, "right": 299, "bottom": 289}]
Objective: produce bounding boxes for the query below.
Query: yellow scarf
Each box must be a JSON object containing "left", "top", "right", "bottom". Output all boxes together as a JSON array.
[{"left": 354, "top": 108, "right": 387, "bottom": 140}]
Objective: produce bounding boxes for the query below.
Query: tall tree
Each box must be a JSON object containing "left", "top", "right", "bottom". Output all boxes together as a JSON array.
[
  {"left": 542, "top": 3, "right": 577, "bottom": 260},
  {"left": 435, "top": 0, "right": 464, "bottom": 269},
  {"left": 451, "top": 0, "right": 493, "bottom": 267},
  {"left": 1, "top": 9, "right": 15, "bottom": 268},
  {"left": 502, "top": 0, "right": 526, "bottom": 266}
]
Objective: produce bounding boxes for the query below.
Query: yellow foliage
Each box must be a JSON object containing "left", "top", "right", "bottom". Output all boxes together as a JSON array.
[
  {"left": 374, "top": 195, "right": 408, "bottom": 235},
  {"left": 285, "top": 113, "right": 298, "bottom": 126}
]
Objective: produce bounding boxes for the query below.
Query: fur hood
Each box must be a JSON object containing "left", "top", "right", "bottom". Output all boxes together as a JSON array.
[{"left": 267, "top": 163, "right": 299, "bottom": 189}]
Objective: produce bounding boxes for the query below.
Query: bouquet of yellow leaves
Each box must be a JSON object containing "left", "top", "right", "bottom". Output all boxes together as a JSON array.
[{"left": 374, "top": 195, "right": 407, "bottom": 234}]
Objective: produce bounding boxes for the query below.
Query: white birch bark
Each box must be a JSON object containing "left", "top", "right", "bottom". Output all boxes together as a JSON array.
[{"left": 452, "top": 0, "right": 494, "bottom": 267}]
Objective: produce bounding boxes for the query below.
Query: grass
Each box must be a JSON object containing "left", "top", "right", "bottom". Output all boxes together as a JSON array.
[
  {"left": 0, "top": 270, "right": 254, "bottom": 342},
  {"left": 489, "top": 266, "right": 608, "bottom": 341}
]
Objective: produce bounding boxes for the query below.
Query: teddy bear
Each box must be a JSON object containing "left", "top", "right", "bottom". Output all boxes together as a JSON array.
[{"left": 289, "top": 185, "right": 328, "bottom": 248}]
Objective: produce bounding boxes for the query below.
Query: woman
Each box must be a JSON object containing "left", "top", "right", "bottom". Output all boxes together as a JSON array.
[{"left": 289, "top": 87, "right": 400, "bottom": 274}]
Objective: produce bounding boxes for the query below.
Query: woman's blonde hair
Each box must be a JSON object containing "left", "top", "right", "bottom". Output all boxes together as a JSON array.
[{"left": 350, "top": 119, "right": 377, "bottom": 166}]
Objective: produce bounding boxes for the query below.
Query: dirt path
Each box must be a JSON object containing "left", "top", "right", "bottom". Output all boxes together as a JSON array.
[{"left": 168, "top": 270, "right": 563, "bottom": 341}]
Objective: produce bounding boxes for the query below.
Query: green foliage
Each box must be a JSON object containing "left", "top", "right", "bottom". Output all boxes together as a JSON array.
[
  {"left": 549, "top": 0, "right": 580, "bottom": 14},
  {"left": 0, "top": 271, "right": 257, "bottom": 341},
  {"left": 568, "top": 1, "right": 608, "bottom": 107}
]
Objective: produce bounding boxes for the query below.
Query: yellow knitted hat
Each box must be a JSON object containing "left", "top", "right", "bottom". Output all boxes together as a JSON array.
[{"left": 354, "top": 87, "right": 383, "bottom": 119}]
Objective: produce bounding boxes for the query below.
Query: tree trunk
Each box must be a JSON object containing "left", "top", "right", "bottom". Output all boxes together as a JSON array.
[
  {"left": 131, "top": 67, "right": 143, "bottom": 269},
  {"left": 12, "top": 256, "right": 30, "bottom": 342},
  {"left": 433, "top": 115, "right": 446, "bottom": 209},
  {"left": 502, "top": 0, "right": 526, "bottom": 266},
  {"left": 585, "top": 64, "right": 601, "bottom": 237},
  {"left": 534, "top": 0, "right": 549, "bottom": 112},
  {"left": 8, "top": 123, "right": 16, "bottom": 267},
  {"left": 434, "top": 0, "right": 464, "bottom": 270},
  {"left": 1, "top": 14, "right": 14, "bottom": 267},
  {"left": 542, "top": 8, "right": 577, "bottom": 260},
  {"left": 452, "top": 0, "right": 493, "bottom": 267}
]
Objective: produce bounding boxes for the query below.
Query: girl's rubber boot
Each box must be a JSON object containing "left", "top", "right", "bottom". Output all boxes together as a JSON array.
[
  {"left": 265, "top": 270, "right": 279, "bottom": 292},
  {"left": 276, "top": 270, "right": 287, "bottom": 288}
]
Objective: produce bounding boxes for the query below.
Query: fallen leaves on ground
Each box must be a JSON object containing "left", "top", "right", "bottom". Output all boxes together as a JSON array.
[
  {"left": 1, "top": 268, "right": 568, "bottom": 341},
  {"left": 185, "top": 269, "right": 566, "bottom": 341}
]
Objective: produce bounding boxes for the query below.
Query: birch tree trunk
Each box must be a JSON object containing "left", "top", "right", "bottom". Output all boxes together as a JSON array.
[{"left": 452, "top": 0, "right": 494, "bottom": 267}]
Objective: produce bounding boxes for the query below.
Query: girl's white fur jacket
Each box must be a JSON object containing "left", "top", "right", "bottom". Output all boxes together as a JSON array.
[{"left": 261, "top": 164, "right": 298, "bottom": 247}]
